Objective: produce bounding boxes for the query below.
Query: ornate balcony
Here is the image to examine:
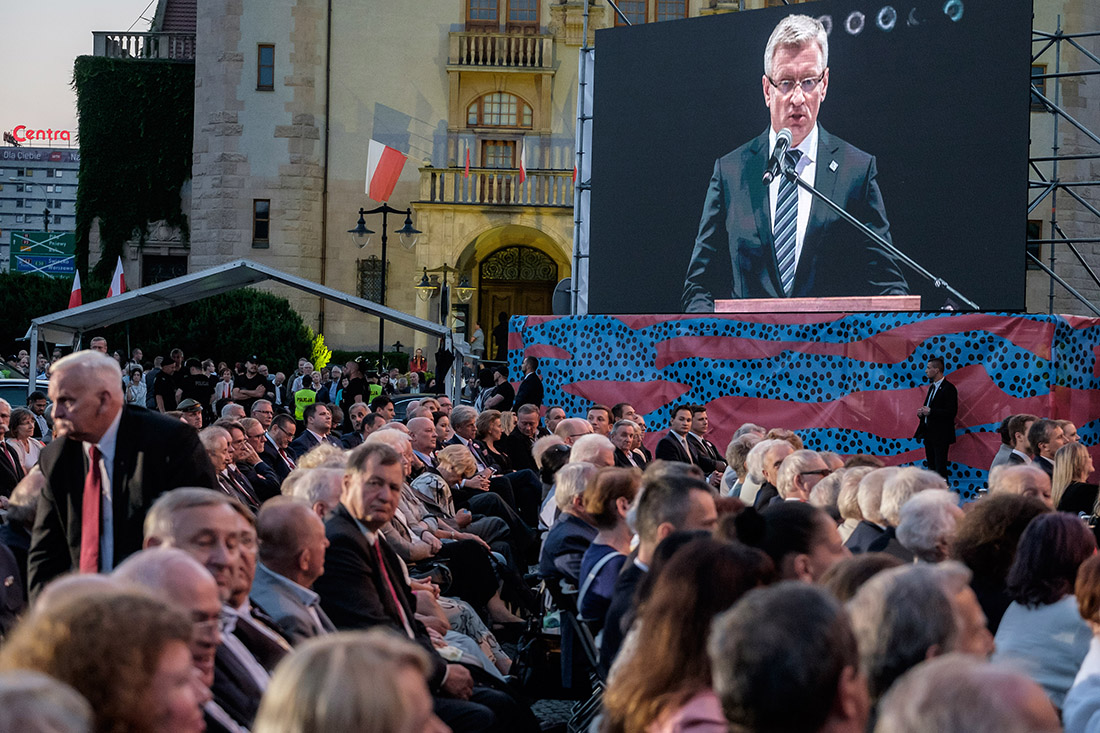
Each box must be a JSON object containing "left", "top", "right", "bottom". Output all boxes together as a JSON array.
[
  {"left": 448, "top": 31, "right": 554, "bottom": 71},
  {"left": 92, "top": 31, "right": 196, "bottom": 61},
  {"left": 418, "top": 167, "right": 573, "bottom": 208}
]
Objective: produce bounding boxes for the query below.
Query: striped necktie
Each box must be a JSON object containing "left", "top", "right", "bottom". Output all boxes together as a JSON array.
[{"left": 774, "top": 148, "right": 803, "bottom": 295}]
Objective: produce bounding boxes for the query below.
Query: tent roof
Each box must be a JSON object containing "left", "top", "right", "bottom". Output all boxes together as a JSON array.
[{"left": 27, "top": 258, "right": 449, "bottom": 344}]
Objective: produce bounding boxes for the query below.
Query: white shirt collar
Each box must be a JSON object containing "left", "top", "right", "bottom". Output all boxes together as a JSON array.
[
  {"left": 85, "top": 406, "right": 122, "bottom": 466},
  {"left": 770, "top": 123, "right": 819, "bottom": 164}
]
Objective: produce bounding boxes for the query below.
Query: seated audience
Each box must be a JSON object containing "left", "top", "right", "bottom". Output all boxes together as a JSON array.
[
  {"left": 727, "top": 501, "right": 848, "bottom": 583},
  {"left": 538, "top": 461, "right": 600, "bottom": 585},
  {"left": 1065, "top": 554, "right": 1100, "bottom": 733},
  {"left": 896, "top": 489, "right": 963, "bottom": 563},
  {"left": 875, "top": 654, "right": 1060, "bottom": 733},
  {"left": 576, "top": 467, "right": 641, "bottom": 629},
  {"left": 0, "top": 589, "right": 204, "bottom": 733},
  {"left": 867, "top": 467, "right": 947, "bottom": 561},
  {"left": 775, "top": 449, "right": 830, "bottom": 503},
  {"left": 252, "top": 631, "right": 448, "bottom": 733},
  {"left": 836, "top": 467, "right": 872, "bottom": 543},
  {"left": 845, "top": 467, "right": 898, "bottom": 553},
  {"left": 819, "top": 553, "right": 905, "bottom": 603},
  {"left": 1053, "top": 441, "right": 1097, "bottom": 515},
  {"left": 992, "top": 511, "right": 1095, "bottom": 709},
  {"left": 720, "top": 432, "right": 759, "bottom": 497},
  {"left": 602, "top": 538, "right": 773, "bottom": 733},
  {"left": 0, "top": 671, "right": 92, "bottom": 733},
  {"left": 990, "top": 463, "right": 1054, "bottom": 507},
  {"left": 709, "top": 583, "right": 868, "bottom": 733}
]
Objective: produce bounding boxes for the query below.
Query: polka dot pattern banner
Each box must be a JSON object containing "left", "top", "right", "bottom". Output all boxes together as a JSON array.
[{"left": 509, "top": 312, "right": 1100, "bottom": 501}]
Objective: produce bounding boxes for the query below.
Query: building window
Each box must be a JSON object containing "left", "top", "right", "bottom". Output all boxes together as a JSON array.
[
  {"left": 15, "top": 200, "right": 23, "bottom": 208},
  {"left": 54, "top": 170, "right": 63, "bottom": 178},
  {"left": 467, "top": 93, "right": 533, "bottom": 128},
  {"left": 1027, "top": 219, "right": 1043, "bottom": 270},
  {"left": 467, "top": 0, "right": 499, "bottom": 27},
  {"left": 54, "top": 214, "right": 61, "bottom": 225},
  {"left": 15, "top": 184, "right": 24, "bottom": 193},
  {"left": 257, "top": 44, "right": 275, "bottom": 91},
  {"left": 656, "top": 0, "right": 686, "bottom": 21},
  {"left": 357, "top": 255, "right": 384, "bottom": 301},
  {"left": 481, "top": 140, "right": 517, "bottom": 169},
  {"left": 1031, "top": 64, "right": 1047, "bottom": 112},
  {"left": 252, "top": 199, "right": 270, "bottom": 246},
  {"left": 507, "top": 0, "right": 538, "bottom": 30},
  {"left": 15, "top": 215, "right": 23, "bottom": 223},
  {"left": 616, "top": 0, "right": 647, "bottom": 25}
]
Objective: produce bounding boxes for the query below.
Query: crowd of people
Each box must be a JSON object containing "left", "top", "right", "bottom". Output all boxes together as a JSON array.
[{"left": 0, "top": 340, "right": 1096, "bottom": 733}]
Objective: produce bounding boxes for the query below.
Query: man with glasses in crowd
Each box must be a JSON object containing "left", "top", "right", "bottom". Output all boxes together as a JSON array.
[{"left": 682, "top": 13, "right": 908, "bottom": 311}]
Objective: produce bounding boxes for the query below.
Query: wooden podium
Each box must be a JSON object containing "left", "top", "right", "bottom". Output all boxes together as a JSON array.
[{"left": 715, "top": 295, "right": 922, "bottom": 313}]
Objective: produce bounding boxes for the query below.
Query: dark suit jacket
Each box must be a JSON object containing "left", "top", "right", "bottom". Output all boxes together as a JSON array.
[
  {"left": 288, "top": 430, "right": 341, "bottom": 459},
  {"left": 687, "top": 433, "right": 723, "bottom": 474},
  {"left": 914, "top": 378, "right": 958, "bottom": 446},
  {"left": 0, "top": 443, "right": 25, "bottom": 498},
  {"left": 538, "top": 513, "right": 597, "bottom": 583},
  {"left": 239, "top": 461, "right": 281, "bottom": 502},
  {"left": 1035, "top": 455, "right": 1055, "bottom": 477},
  {"left": 655, "top": 432, "right": 693, "bottom": 465},
  {"left": 683, "top": 127, "right": 908, "bottom": 311},
  {"left": 513, "top": 372, "right": 544, "bottom": 409},
  {"left": 501, "top": 429, "right": 537, "bottom": 473},
  {"left": 27, "top": 405, "right": 218, "bottom": 597},
  {"left": 614, "top": 448, "right": 645, "bottom": 469},
  {"left": 313, "top": 503, "right": 447, "bottom": 691},
  {"left": 260, "top": 438, "right": 294, "bottom": 483},
  {"left": 1006, "top": 452, "right": 1029, "bottom": 467},
  {"left": 845, "top": 519, "right": 886, "bottom": 554}
]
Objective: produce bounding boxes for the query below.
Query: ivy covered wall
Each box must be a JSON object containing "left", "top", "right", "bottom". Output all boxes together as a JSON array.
[{"left": 72, "top": 57, "right": 194, "bottom": 281}]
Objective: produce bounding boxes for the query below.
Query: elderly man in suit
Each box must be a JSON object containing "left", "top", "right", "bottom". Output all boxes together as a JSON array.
[
  {"left": 682, "top": 14, "right": 907, "bottom": 311},
  {"left": 250, "top": 497, "right": 335, "bottom": 644},
  {"left": 27, "top": 351, "right": 217, "bottom": 598},
  {"left": 914, "top": 356, "right": 959, "bottom": 479},
  {"left": 312, "top": 442, "right": 536, "bottom": 733}
]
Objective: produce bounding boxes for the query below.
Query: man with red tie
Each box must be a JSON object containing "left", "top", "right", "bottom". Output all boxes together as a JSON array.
[
  {"left": 27, "top": 350, "right": 218, "bottom": 599},
  {"left": 262, "top": 414, "right": 298, "bottom": 483}
]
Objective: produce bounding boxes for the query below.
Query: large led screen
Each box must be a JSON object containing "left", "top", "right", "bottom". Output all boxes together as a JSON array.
[{"left": 587, "top": 0, "right": 1031, "bottom": 313}]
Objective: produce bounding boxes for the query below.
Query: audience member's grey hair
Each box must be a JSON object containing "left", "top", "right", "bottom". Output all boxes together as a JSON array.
[
  {"left": 733, "top": 422, "right": 766, "bottom": 438},
  {"left": 745, "top": 439, "right": 782, "bottom": 484},
  {"left": 633, "top": 466, "right": 713, "bottom": 545},
  {"left": 250, "top": 399, "right": 273, "bottom": 415},
  {"left": 875, "top": 654, "right": 1059, "bottom": 733},
  {"left": 198, "top": 425, "right": 230, "bottom": 452},
  {"left": 450, "top": 405, "right": 477, "bottom": 429},
  {"left": 50, "top": 351, "right": 123, "bottom": 395},
  {"left": 880, "top": 467, "right": 948, "bottom": 526},
  {"left": 144, "top": 487, "right": 235, "bottom": 541},
  {"left": 989, "top": 464, "right": 1048, "bottom": 497},
  {"left": 555, "top": 461, "right": 599, "bottom": 512},
  {"left": 0, "top": 671, "right": 92, "bottom": 733},
  {"left": 725, "top": 433, "right": 761, "bottom": 478},
  {"left": 610, "top": 419, "right": 636, "bottom": 437},
  {"left": 287, "top": 468, "right": 344, "bottom": 508},
  {"left": 220, "top": 402, "right": 246, "bottom": 419},
  {"left": 896, "top": 490, "right": 963, "bottom": 562},
  {"left": 114, "top": 546, "right": 212, "bottom": 594},
  {"left": 847, "top": 563, "right": 960, "bottom": 701},
  {"left": 569, "top": 434, "right": 614, "bottom": 464},
  {"left": 365, "top": 428, "right": 411, "bottom": 449},
  {"left": 810, "top": 469, "right": 845, "bottom": 513},
  {"left": 838, "top": 467, "right": 872, "bottom": 522},
  {"left": 777, "top": 449, "right": 823, "bottom": 499},
  {"left": 857, "top": 467, "right": 899, "bottom": 526}
]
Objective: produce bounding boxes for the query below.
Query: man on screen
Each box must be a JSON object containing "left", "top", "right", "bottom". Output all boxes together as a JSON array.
[{"left": 682, "top": 14, "right": 908, "bottom": 312}]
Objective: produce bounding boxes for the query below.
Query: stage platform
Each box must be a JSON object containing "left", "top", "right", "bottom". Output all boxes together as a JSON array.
[{"left": 508, "top": 312, "right": 1100, "bottom": 501}]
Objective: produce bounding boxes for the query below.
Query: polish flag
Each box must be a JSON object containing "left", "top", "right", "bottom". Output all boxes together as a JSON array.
[
  {"left": 365, "top": 139, "right": 407, "bottom": 202},
  {"left": 518, "top": 138, "right": 527, "bottom": 184},
  {"left": 464, "top": 141, "right": 471, "bottom": 178},
  {"left": 106, "top": 257, "right": 126, "bottom": 298},
  {"left": 68, "top": 271, "right": 82, "bottom": 309}
]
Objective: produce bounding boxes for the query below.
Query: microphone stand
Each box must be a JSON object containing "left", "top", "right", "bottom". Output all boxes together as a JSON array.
[{"left": 779, "top": 160, "right": 979, "bottom": 310}]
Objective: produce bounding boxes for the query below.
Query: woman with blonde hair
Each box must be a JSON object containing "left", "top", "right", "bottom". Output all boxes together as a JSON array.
[
  {"left": 1053, "top": 442, "right": 1097, "bottom": 515},
  {"left": 253, "top": 630, "right": 448, "bottom": 733}
]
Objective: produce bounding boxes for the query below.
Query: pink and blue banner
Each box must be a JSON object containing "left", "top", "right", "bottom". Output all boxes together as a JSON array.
[{"left": 510, "top": 312, "right": 1100, "bottom": 500}]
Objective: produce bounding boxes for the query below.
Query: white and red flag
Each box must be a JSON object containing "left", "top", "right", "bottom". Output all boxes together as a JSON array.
[
  {"left": 518, "top": 138, "right": 527, "bottom": 184},
  {"left": 106, "top": 257, "right": 126, "bottom": 297},
  {"left": 68, "top": 271, "right": 82, "bottom": 309},
  {"left": 365, "top": 139, "right": 407, "bottom": 202},
  {"left": 464, "top": 140, "right": 471, "bottom": 178}
]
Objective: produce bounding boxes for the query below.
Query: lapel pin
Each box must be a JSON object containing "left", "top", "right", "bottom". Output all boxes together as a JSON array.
[{"left": 829, "top": 160, "right": 838, "bottom": 172}]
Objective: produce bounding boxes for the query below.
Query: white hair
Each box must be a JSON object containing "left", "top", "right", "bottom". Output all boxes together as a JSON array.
[
  {"left": 881, "top": 467, "right": 948, "bottom": 526},
  {"left": 288, "top": 468, "right": 345, "bottom": 508},
  {"left": 764, "top": 14, "right": 829, "bottom": 78},
  {"left": 857, "top": 467, "right": 899, "bottom": 525},
  {"left": 745, "top": 439, "right": 782, "bottom": 484},
  {"left": 776, "top": 449, "right": 822, "bottom": 499},
  {"left": 555, "top": 461, "right": 599, "bottom": 512},
  {"left": 896, "top": 490, "right": 963, "bottom": 563},
  {"left": 50, "top": 350, "right": 123, "bottom": 396},
  {"left": 569, "top": 434, "right": 614, "bottom": 464}
]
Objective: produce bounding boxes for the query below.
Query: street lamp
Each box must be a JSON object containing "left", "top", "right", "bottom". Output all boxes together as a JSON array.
[
  {"left": 416, "top": 263, "right": 472, "bottom": 326},
  {"left": 42, "top": 207, "right": 50, "bottom": 233},
  {"left": 347, "top": 205, "right": 422, "bottom": 357}
]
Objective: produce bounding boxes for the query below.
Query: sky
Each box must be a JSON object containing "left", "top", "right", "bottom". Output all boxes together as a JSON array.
[{"left": 2, "top": 0, "right": 155, "bottom": 142}]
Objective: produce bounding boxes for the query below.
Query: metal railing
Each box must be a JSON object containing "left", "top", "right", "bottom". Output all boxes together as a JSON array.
[
  {"left": 92, "top": 31, "right": 196, "bottom": 61},
  {"left": 418, "top": 167, "right": 573, "bottom": 207},
  {"left": 448, "top": 31, "right": 553, "bottom": 69}
]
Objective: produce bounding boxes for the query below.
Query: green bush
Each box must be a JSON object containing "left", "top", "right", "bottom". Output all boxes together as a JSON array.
[{"left": 0, "top": 273, "right": 74, "bottom": 356}]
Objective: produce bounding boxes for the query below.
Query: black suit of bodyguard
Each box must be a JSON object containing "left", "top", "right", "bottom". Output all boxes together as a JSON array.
[
  {"left": 682, "top": 14, "right": 907, "bottom": 311},
  {"left": 914, "top": 357, "right": 958, "bottom": 479},
  {"left": 28, "top": 352, "right": 218, "bottom": 597}
]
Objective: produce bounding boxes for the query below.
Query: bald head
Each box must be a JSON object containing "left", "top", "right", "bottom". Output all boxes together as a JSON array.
[
  {"left": 989, "top": 465, "right": 1052, "bottom": 507},
  {"left": 257, "top": 497, "right": 328, "bottom": 586},
  {"left": 47, "top": 351, "right": 124, "bottom": 443},
  {"left": 114, "top": 546, "right": 218, "bottom": 603},
  {"left": 407, "top": 417, "right": 437, "bottom": 453},
  {"left": 556, "top": 417, "right": 594, "bottom": 445},
  {"left": 33, "top": 574, "right": 121, "bottom": 616}
]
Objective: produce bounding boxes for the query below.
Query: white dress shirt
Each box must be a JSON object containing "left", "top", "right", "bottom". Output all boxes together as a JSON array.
[{"left": 768, "top": 124, "right": 819, "bottom": 276}]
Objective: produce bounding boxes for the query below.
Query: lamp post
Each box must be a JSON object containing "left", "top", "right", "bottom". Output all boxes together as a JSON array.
[
  {"left": 348, "top": 205, "right": 421, "bottom": 359},
  {"left": 42, "top": 207, "right": 50, "bottom": 233},
  {"left": 416, "top": 263, "right": 474, "bottom": 326}
]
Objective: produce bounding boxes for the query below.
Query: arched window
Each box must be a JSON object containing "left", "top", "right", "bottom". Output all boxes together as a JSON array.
[{"left": 467, "top": 92, "right": 533, "bottom": 128}]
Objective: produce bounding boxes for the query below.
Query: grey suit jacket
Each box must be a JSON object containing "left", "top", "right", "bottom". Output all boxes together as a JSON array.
[
  {"left": 683, "top": 126, "right": 909, "bottom": 311},
  {"left": 249, "top": 562, "right": 334, "bottom": 646}
]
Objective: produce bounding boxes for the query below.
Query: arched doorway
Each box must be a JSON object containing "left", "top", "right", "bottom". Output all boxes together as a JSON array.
[{"left": 478, "top": 245, "right": 558, "bottom": 360}]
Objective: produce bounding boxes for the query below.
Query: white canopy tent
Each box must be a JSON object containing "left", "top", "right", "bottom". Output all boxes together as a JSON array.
[{"left": 24, "top": 258, "right": 453, "bottom": 398}]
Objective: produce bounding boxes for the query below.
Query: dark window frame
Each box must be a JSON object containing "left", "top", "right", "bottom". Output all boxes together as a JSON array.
[
  {"left": 257, "top": 44, "right": 275, "bottom": 91},
  {"left": 252, "top": 199, "right": 271, "bottom": 247}
]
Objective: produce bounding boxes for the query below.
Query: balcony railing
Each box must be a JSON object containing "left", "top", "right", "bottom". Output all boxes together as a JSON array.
[
  {"left": 92, "top": 31, "right": 196, "bottom": 61},
  {"left": 419, "top": 167, "right": 573, "bottom": 207},
  {"left": 448, "top": 31, "right": 554, "bottom": 70}
]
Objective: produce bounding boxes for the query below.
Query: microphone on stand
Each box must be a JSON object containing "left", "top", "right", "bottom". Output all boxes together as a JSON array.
[{"left": 762, "top": 128, "right": 793, "bottom": 185}]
